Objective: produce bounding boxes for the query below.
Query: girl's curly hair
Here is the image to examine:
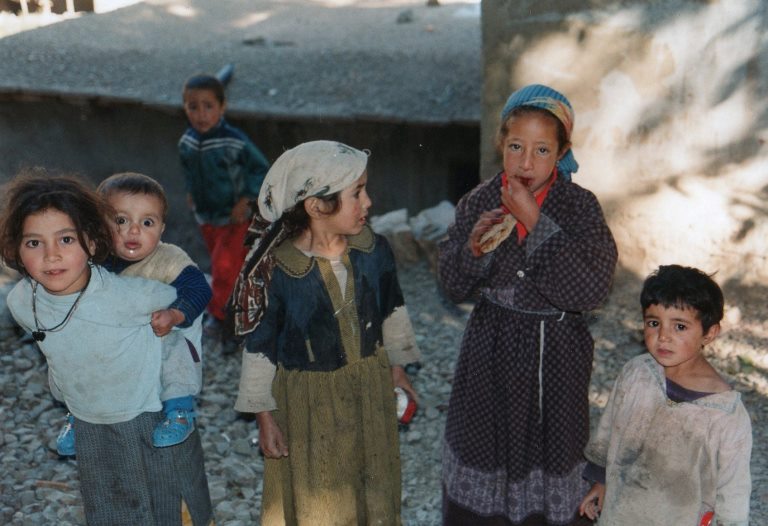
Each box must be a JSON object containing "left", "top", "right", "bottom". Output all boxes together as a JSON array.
[{"left": 0, "top": 169, "right": 113, "bottom": 273}]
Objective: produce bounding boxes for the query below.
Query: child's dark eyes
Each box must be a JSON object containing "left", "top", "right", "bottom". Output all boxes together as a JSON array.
[
  {"left": 22, "top": 235, "right": 77, "bottom": 248},
  {"left": 115, "top": 217, "right": 156, "bottom": 228},
  {"left": 507, "top": 144, "right": 551, "bottom": 155},
  {"left": 644, "top": 320, "right": 688, "bottom": 331},
  {"left": 352, "top": 184, "right": 367, "bottom": 199}
]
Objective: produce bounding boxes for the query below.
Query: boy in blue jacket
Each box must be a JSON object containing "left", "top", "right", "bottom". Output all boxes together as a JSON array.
[{"left": 179, "top": 73, "right": 269, "bottom": 353}]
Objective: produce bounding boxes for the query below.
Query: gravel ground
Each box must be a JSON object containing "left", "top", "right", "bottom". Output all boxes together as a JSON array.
[{"left": 0, "top": 261, "right": 765, "bottom": 525}]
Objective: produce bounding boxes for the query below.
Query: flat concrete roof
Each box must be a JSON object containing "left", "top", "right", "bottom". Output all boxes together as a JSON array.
[{"left": 0, "top": 0, "right": 481, "bottom": 124}]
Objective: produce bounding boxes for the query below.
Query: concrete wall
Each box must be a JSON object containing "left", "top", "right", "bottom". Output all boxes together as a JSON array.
[
  {"left": 0, "top": 94, "right": 479, "bottom": 268},
  {"left": 482, "top": 0, "right": 768, "bottom": 284}
]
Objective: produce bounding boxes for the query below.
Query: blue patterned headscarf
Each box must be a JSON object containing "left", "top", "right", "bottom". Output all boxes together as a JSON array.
[{"left": 500, "top": 84, "right": 579, "bottom": 181}]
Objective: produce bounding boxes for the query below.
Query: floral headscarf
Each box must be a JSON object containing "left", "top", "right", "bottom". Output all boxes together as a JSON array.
[{"left": 258, "top": 140, "right": 369, "bottom": 222}]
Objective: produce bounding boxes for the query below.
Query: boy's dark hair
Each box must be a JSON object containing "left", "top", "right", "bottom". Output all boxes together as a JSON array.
[
  {"left": 183, "top": 74, "right": 226, "bottom": 104},
  {"left": 640, "top": 265, "right": 724, "bottom": 332},
  {"left": 280, "top": 193, "right": 342, "bottom": 239},
  {"left": 97, "top": 172, "right": 169, "bottom": 221},
  {"left": 495, "top": 105, "right": 569, "bottom": 154},
  {"left": 0, "top": 170, "right": 114, "bottom": 273}
]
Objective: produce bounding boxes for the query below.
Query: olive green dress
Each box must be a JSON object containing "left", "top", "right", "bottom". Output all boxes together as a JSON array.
[{"left": 235, "top": 227, "right": 419, "bottom": 526}]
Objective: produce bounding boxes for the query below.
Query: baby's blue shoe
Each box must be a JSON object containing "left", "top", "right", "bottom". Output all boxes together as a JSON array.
[
  {"left": 56, "top": 413, "right": 76, "bottom": 457},
  {"left": 152, "top": 409, "right": 196, "bottom": 448}
]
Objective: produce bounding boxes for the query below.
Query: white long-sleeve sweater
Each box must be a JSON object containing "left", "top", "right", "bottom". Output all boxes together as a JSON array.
[
  {"left": 585, "top": 354, "right": 752, "bottom": 526},
  {"left": 8, "top": 266, "right": 176, "bottom": 424}
]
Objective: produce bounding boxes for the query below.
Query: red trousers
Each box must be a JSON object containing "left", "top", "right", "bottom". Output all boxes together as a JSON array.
[{"left": 199, "top": 222, "right": 249, "bottom": 321}]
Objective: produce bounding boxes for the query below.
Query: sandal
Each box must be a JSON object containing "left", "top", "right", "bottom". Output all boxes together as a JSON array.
[
  {"left": 56, "top": 413, "right": 76, "bottom": 457},
  {"left": 152, "top": 408, "right": 196, "bottom": 448}
]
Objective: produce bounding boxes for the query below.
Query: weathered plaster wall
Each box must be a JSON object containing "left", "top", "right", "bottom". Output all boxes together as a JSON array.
[{"left": 482, "top": 0, "right": 768, "bottom": 283}]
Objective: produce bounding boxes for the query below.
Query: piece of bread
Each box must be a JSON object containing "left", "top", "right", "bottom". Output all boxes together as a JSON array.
[{"left": 478, "top": 214, "right": 516, "bottom": 253}]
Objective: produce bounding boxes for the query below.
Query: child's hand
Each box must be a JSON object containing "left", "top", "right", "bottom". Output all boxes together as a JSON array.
[
  {"left": 256, "top": 412, "right": 289, "bottom": 459},
  {"left": 468, "top": 208, "right": 506, "bottom": 257},
  {"left": 501, "top": 176, "right": 540, "bottom": 231},
  {"left": 579, "top": 482, "right": 605, "bottom": 520},
  {"left": 150, "top": 308, "right": 185, "bottom": 337},
  {"left": 230, "top": 197, "right": 251, "bottom": 224},
  {"left": 391, "top": 365, "right": 418, "bottom": 404}
]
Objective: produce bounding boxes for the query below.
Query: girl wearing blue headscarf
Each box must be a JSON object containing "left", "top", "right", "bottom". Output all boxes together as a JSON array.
[{"left": 438, "top": 84, "right": 618, "bottom": 525}]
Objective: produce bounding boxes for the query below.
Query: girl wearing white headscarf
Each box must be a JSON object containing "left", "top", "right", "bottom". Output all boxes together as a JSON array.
[{"left": 232, "top": 141, "right": 420, "bottom": 525}]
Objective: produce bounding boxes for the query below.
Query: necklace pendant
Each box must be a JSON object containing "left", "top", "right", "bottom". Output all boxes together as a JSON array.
[{"left": 32, "top": 331, "right": 46, "bottom": 342}]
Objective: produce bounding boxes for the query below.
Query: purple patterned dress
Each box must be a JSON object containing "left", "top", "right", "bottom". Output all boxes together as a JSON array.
[{"left": 439, "top": 173, "right": 617, "bottom": 526}]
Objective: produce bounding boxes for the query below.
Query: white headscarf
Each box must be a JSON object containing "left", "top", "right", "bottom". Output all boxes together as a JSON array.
[{"left": 258, "top": 140, "right": 369, "bottom": 222}]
